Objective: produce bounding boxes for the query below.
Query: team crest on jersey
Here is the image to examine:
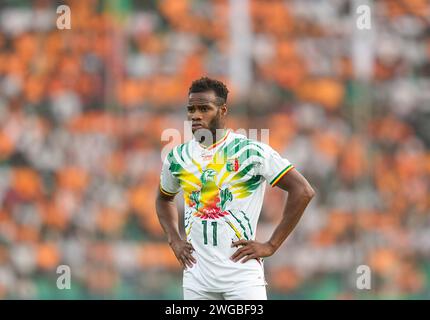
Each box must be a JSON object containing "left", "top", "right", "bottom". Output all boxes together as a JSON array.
[{"left": 226, "top": 158, "right": 239, "bottom": 172}]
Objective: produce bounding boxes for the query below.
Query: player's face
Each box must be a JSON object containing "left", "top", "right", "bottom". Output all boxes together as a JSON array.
[{"left": 187, "top": 91, "right": 226, "bottom": 134}]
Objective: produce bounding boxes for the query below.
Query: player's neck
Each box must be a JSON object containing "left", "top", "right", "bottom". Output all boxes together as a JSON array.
[{"left": 198, "top": 128, "right": 228, "bottom": 149}]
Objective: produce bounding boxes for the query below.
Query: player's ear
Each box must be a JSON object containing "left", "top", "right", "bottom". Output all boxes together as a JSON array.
[{"left": 220, "top": 104, "right": 228, "bottom": 116}]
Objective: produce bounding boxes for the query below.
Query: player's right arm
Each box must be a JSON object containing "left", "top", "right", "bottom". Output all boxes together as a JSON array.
[
  {"left": 156, "top": 189, "right": 196, "bottom": 269},
  {"left": 156, "top": 152, "right": 196, "bottom": 269}
]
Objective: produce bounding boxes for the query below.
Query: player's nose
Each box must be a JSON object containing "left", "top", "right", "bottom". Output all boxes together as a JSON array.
[{"left": 191, "top": 112, "right": 203, "bottom": 121}]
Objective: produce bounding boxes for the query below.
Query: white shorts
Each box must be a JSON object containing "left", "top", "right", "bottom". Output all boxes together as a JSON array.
[{"left": 183, "top": 285, "right": 267, "bottom": 300}]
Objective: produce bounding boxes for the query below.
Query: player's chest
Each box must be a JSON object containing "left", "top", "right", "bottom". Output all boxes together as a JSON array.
[{"left": 179, "top": 150, "right": 257, "bottom": 187}]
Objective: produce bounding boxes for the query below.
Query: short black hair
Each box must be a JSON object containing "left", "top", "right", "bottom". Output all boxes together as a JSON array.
[{"left": 188, "top": 77, "right": 229, "bottom": 105}]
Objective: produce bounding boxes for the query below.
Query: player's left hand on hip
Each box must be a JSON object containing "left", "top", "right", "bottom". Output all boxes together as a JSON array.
[{"left": 230, "top": 240, "right": 276, "bottom": 263}]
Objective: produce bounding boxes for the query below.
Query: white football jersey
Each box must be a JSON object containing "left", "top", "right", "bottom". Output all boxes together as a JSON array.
[{"left": 160, "top": 130, "right": 294, "bottom": 292}]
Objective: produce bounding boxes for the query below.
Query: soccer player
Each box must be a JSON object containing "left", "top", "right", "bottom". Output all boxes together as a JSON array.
[{"left": 156, "top": 77, "right": 315, "bottom": 300}]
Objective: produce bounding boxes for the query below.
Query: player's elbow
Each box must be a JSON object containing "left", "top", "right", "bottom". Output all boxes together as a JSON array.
[
  {"left": 300, "top": 183, "right": 315, "bottom": 202},
  {"left": 306, "top": 184, "right": 316, "bottom": 200}
]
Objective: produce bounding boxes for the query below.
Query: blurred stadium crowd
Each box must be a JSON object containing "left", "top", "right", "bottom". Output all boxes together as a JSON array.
[{"left": 0, "top": 0, "right": 429, "bottom": 299}]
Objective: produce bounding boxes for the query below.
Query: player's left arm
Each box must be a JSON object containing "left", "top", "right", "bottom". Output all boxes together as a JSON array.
[{"left": 231, "top": 168, "right": 315, "bottom": 263}]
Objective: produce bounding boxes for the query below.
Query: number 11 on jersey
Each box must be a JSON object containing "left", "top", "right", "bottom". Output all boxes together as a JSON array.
[{"left": 202, "top": 220, "right": 217, "bottom": 246}]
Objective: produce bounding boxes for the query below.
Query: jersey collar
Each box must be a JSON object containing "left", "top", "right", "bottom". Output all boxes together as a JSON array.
[{"left": 197, "top": 129, "right": 230, "bottom": 150}]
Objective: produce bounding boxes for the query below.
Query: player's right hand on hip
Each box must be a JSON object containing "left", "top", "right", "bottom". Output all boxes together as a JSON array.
[{"left": 169, "top": 239, "right": 196, "bottom": 269}]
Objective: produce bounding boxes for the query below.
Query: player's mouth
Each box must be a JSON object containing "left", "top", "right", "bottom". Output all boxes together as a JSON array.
[{"left": 192, "top": 123, "right": 205, "bottom": 129}]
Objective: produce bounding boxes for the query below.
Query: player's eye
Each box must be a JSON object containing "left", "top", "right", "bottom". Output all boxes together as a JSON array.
[
  {"left": 200, "top": 106, "right": 208, "bottom": 112},
  {"left": 187, "top": 106, "right": 195, "bottom": 113}
]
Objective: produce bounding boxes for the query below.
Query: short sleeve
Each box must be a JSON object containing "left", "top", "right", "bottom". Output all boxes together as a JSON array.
[
  {"left": 257, "top": 143, "right": 294, "bottom": 187},
  {"left": 160, "top": 153, "right": 181, "bottom": 196}
]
